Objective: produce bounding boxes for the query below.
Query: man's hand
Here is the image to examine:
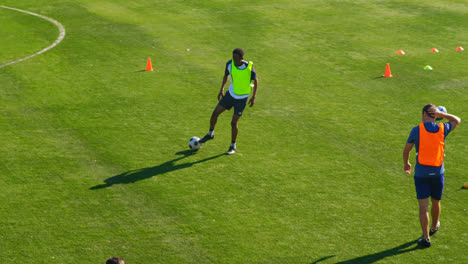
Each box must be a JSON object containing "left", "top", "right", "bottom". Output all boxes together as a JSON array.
[
  {"left": 404, "top": 162, "right": 412, "bottom": 174},
  {"left": 435, "top": 109, "right": 461, "bottom": 131},
  {"left": 403, "top": 142, "right": 414, "bottom": 174},
  {"left": 433, "top": 107, "right": 442, "bottom": 118},
  {"left": 218, "top": 90, "right": 224, "bottom": 101},
  {"left": 248, "top": 96, "right": 256, "bottom": 107},
  {"left": 218, "top": 75, "right": 228, "bottom": 102},
  {"left": 426, "top": 106, "right": 438, "bottom": 117}
]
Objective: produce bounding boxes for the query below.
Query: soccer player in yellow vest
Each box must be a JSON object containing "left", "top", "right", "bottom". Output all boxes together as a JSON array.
[
  {"left": 403, "top": 104, "right": 461, "bottom": 248},
  {"left": 199, "top": 48, "right": 258, "bottom": 155}
]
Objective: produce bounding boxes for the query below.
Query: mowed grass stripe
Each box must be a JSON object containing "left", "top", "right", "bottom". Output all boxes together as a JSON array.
[
  {"left": 0, "top": 2, "right": 217, "bottom": 259},
  {"left": 0, "top": 86, "right": 217, "bottom": 263}
]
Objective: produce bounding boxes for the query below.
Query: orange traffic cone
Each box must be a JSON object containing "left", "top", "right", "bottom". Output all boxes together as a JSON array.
[
  {"left": 396, "top": 50, "right": 405, "bottom": 54},
  {"left": 382, "top": 63, "right": 392, "bottom": 77},
  {"left": 456, "top": 46, "right": 464, "bottom": 51},
  {"left": 431, "top": 48, "right": 439, "bottom": 53},
  {"left": 146, "top": 58, "right": 153, "bottom": 71}
]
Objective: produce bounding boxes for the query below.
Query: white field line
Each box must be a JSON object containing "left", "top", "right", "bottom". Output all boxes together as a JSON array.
[{"left": 0, "top": 5, "right": 65, "bottom": 68}]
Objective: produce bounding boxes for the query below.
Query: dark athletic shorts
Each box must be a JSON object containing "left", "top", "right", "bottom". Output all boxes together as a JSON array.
[
  {"left": 219, "top": 91, "right": 248, "bottom": 116},
  {"left": 414, "top": 174, "right": 444, "bottom": 200}
]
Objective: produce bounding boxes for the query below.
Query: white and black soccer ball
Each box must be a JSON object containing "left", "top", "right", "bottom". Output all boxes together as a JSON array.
[
  {"left": 436, "top": 106, "right": 447, "bottom": 121},
  {"left": 189, "top": 136, "right": 201, "bottom": 151}
]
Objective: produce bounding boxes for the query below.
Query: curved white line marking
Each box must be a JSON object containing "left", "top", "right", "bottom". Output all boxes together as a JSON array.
[{"left": 0, "top": 5, "right": 66, "bottom": 68}]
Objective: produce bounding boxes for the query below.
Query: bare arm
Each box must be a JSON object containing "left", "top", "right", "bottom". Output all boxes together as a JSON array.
[
  {"left": 403, "top": 142, "right": 414, "bottom": 174},
  {"left": 248, "top": 77, "right": 258, "bottom": 107},
  {"left": 218, "top": 74, "right": 228, "bottom": 101},
  {"left": 436, "top": 110, "right": 461, "bottom": 131}
]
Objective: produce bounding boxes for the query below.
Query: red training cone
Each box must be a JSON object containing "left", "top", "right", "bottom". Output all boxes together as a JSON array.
[
  {"left": 146, "top": 58, "right": 153, "bottom": 71},
  {"left": 456, "top": 46, "right": 464, "bottom": 51},
  {"left": 396, "top": 50, "right": 405, "bottom": 55},
  {"left": 431, "top": 48, "right": 439, "bottom": 53},
  {"left": 382, "top": 63, "right": 392, "bottom": 77}
]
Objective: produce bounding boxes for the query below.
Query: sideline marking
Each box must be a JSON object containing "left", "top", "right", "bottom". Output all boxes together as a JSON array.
[{"left": 0, "top": 5, "right": 66, "bottom": 68}]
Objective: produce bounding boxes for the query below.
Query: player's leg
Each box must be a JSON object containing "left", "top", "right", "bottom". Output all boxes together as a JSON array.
[
  {"left": 414, "top": 177, "right": 431, "bottom": 247},
  {"left": 418, "top": 198, "right": 430, "bottom": 239},
  {"left": 227, "top": 96, "right": 247, "bottom": 154},
  {"left": 200, "top": 92, "right": 235, "bottom": 144},
  {"left": 231, "top": 114, "right": 241, "bottom": 142},
  {"left": 430, "top": 198, "right": 441, "bottom": 234},
  {"left": 429, "top": 174, "right": 444, "bottom": 235},
  {"left": 210, "top": 104, "right": 226, "bottom": 131},
  {"left": 227, "top": 114, "right": 240, "bottom": 155},
  {"left": 200, "top": 104, "right": 226, "bottom": 143}
]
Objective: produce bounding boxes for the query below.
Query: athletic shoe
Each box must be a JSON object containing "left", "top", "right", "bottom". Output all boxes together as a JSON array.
[
  {"left": 430, "top": 221, "right": 440, "bottom": 236},
  {"left": 198, "top": 134, "right": 214, "bottom": 143},
  {"left": 226, "top": 146, "right": 236, "bottom": 155},
  {"left": 417, "top": 237, "right": 431, "bottom": 248}
]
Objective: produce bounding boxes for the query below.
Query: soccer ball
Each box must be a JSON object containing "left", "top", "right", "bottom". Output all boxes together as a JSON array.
[
  {"left": 188, "top": 136, "right": 201, "bottom": 151},
  {"left": 436, "top": 106, "right": 446, "bottom": 121}
]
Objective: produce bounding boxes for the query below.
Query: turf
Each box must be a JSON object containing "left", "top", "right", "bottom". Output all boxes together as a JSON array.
[{"left": 0, "top": 0, "right": 467, "bottom": 263}]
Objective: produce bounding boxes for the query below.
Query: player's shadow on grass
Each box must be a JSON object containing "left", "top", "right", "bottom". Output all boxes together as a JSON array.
[
  {"left": 90, "top": 150, "right": 224, "bottom": 190},
  {"left": 332, "top": 239, "right": 420, "bottom": 264},
  {"left": 309, "top": 255, "right": 336, "bottom": 263}
]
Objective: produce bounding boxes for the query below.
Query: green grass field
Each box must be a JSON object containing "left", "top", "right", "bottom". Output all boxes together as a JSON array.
[{"left": 1, "top": 0, "right": 467, "bottom": 263}]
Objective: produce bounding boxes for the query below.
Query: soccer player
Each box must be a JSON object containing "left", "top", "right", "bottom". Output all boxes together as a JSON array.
[
  {"left": 403, "top": 104, "right": 461, "bottom": 248},
  {"left": 199, "top": 48, "right": 258, "bottom": 155}
]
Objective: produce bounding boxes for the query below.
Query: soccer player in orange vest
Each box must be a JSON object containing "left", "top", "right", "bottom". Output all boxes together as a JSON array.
[{"left": 403, "top": 104, "right": 461, "bottom": 248}]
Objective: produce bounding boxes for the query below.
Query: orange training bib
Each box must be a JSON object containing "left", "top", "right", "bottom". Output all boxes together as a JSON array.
[{"left": 418, "top": 123, "right": 445, "bottom": 167}]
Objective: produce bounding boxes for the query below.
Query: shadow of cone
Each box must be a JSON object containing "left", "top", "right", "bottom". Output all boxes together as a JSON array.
[
  {"left": 146, "top": 58, "right": 153, "bottom": 71},
  {"left": 382, "top": 63, "right": 392, "bottom": 77}
]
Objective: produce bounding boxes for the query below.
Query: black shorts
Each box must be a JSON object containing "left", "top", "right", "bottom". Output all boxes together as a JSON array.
[
  {"left": 219, "top": 92, "right": 248, "bottom": 116},
  {"left": 414, "top": 174, "right": 444, "bottom": 200}
]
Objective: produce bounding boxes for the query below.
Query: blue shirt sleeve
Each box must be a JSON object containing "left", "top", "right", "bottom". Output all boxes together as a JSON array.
[
  {"left": 444, "top": 122, "right": 452, "bottom": 138},
  {"left": 251, "top": 67, "right": 257, "bottom": 81},
  {"left": 407, "top": 126, "right": 418, "bottom": 143},
  {"left": 224, "top": 60, "right": 231, "bottom": 76}
]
